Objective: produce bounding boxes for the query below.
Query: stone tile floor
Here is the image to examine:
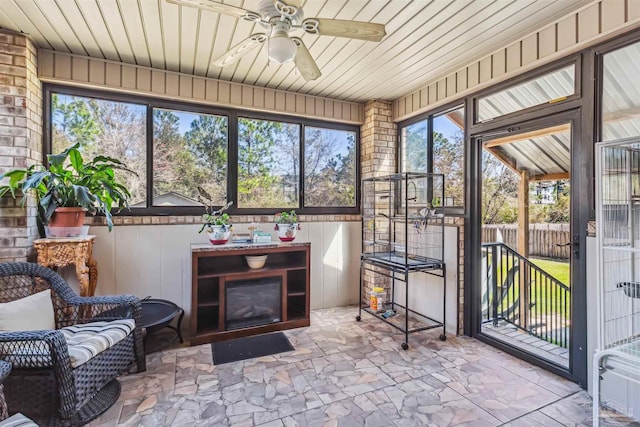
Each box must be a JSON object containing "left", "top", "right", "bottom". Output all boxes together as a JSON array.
[{"left": 89, "top": 307, "right": 638, "bottom": 427}]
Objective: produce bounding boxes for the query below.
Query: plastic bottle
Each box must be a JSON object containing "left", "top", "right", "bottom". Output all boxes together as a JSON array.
[{"left": 370, "top": 287, "right": 386, "bottom": 312}]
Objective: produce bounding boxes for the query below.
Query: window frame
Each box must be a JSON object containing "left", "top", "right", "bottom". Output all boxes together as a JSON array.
[
  {"left": 471, "top": 57, "right": 581, "bottom": 126},
  {"left": 397, "top": 99, "right": 466, "bottom": 215},
  {"left": 594, "top": 32, "right": 640, "bottom": 143},
  {"left": 302, "top": 124, "right": 359, "bottom": 210},
  {"left": 43, "top": 84, "right": 360, "bottom": 216}
]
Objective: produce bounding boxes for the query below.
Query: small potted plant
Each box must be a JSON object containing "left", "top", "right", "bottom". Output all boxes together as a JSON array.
[
  {"left": 274, "top": 210, "right": 300, "bottom": 242},
  {"left": 197, "top": 186, "right": 233, "bottom": 245},
  {"left": 0, "top": 143, "right": 134, "bottom": 237}
]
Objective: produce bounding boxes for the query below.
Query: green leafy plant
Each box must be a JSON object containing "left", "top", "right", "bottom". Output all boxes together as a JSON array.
[
  {"left": 0, "top": 143, "right": 134, "bottom": 232},
  {"left": 275, "top": 210, "right": 298, "bottom": 224},
  {"left": 197, "top": 186, "right": 233, "bottom": 232}
]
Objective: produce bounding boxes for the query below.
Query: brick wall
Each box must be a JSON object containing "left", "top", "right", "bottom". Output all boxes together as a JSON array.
[
  {"left": 361, "top": 100, "right": 396, "bottom": 179},
  {"left": 0, "top": 30, "right": 42, "bottom": 262},
  {"left": 360, "top": 100, "right": 397, "bottom": 304}
]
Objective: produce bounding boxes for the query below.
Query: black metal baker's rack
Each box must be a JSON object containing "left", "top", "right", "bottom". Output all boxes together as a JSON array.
[{"left": 357, "top": 172, "right": 447, "bottom": 350}]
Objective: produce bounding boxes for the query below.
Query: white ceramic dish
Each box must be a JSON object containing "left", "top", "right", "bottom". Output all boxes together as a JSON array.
[{"left": 245, "top": 254, "right": 268, "bottom": 269}]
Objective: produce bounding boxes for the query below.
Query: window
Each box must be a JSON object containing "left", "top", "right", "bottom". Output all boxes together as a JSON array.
[
  {"left": 433, "top": 107, "right": 464, "bottom": 207},
  {"left": 601, "top": 40, "right": 640, "bottom": 141},
  {"left": 400, "top": 105, "right": 465, "bottom": 209},
  {"left": 153, "top": 109, "right": 228, "bottom": 206},
  {"left": 47, "top": 86, "right": 358, "bottom": 214},
  {"left": 304, "top": 127, "right": 357, "bottom": 207},
  {"left": 237, "top": 118, "right": 300, "bottom": 208},
  {"left": 401, "top": 120, "right": 429, "bottom": 173},
  {"left": 477, "top": 64, "right": 576, "bottom": 123},
  {"left": 51, "top": 93, "right": 147, "bottom": 205}
]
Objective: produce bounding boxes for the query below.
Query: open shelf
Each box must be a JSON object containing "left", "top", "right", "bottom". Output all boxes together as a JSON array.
[
  {"left": 196, "top": 306, "right": 219, "bottom": 335},
  {"left": 197, "top": 251, "right": 307, "bottom": 278},
  {"left": 287, "top": 269, "right": 307, "bottom": 295},
  {"left": 287, "top": 294, "right": 306, "bottom": 321},
  {"left": 197, "top": 277, "right": 219, "bottom": 306}
]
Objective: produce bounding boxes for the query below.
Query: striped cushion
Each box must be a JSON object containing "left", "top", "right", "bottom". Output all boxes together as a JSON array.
[
  {"left": 0, "top": 413, "right": 39, "bottom": 427},
  {"left": 60, "top": 319, "right": 135, "bottom": 368}
]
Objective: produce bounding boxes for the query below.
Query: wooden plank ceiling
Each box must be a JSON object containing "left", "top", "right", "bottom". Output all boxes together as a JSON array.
[{"left": 0, "top": 0, "right": 593, "bottom": 103}]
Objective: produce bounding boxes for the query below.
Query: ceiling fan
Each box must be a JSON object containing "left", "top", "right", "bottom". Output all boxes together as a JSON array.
[{"left": 166, "top": 0, "right": 386, "bottom": 81}]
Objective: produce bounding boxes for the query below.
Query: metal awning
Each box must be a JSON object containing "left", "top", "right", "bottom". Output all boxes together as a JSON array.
[{"left": 485, "top": 126, "right": 571, "bottom": 181}]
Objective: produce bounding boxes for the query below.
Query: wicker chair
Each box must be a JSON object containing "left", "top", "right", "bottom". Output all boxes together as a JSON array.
[{"left": 0, "top": 262, "right": 146, "bottom": 426}]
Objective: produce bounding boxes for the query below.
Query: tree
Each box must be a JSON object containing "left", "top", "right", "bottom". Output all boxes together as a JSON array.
[
  {"left": 52, "top": 94, "right": 100, "bottom": 152},
  {"left": 481, "top": 150, "right": 518, "bottom": 224},
  {"left": 90, "top": 100, "right": 147, "bottom": 204},
  {"left": 183, "top": 114, "right": 228, "bottom": 203},
  {"left": 403, "top": 121, "right": 428, "bottom": 172},
  {"left": 52, "top": 95, "right": 146, "bottom": 205},
  {"left": 529, "top": 180, "right": 570, "bottom": 223},
  {"left": 433, "top": 130, "right": 464, "bottom": 206},
  {"left": 237, "top": 118, "right": 284, "bottom": 207},
  {"left": 304, "top": 129, "right": 355, "bottom": 207}
]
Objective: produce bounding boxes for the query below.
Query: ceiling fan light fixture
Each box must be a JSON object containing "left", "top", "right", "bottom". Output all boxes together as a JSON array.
[{"left": 268, "top": 31, "right": 296, "bottom": 64}]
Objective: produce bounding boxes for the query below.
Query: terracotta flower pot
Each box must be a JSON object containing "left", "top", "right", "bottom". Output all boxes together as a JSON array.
[{"left": 48, "top": 207, "right": 87, "bottom": 228}]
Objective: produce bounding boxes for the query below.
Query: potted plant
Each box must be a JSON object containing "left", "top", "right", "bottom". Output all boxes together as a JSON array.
[
  {"left": 274, "top": 210, "right": 300, "bottom": 242},
  {"left": 0, "top": 143, "right": 134, "bottom": 237},
  {"left": 197, "top": 187, "right": 233, "bottom": 245}
]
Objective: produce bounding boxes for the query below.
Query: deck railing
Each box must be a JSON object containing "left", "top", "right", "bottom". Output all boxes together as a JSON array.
[{"left": 481, "top": 242, "right": 571, "bottom": 349}]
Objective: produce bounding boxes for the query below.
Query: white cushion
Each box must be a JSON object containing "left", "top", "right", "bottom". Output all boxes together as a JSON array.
[
  {"left": 60, "top": 319, "right": 135, "bottom": 368},
  {"left": 0, "top": 290, "right": 55, "bottom": 332}
]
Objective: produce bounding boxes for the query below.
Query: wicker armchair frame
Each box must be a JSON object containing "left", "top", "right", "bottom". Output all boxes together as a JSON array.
[
  {"left": 0, "top": 361, "right": 9, "bottom": 421},
  {"left": 0, "top": 262, "right": 146, "bottom": 426}
]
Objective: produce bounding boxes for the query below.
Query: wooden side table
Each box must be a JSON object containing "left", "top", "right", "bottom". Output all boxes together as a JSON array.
[{"left": 33, "top": 236, "right": 98, "bottom": 297}]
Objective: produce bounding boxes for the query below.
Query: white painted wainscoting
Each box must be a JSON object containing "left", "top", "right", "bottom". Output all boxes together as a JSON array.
[
  {"left": 85, "top": 222, "right": 361, "bottom": 333},
  {"left": 66, "top": 222, "right": 460, "bottom": 338},
  {"left": 390, "top": 226, "right": 460, "bottom": 336}
]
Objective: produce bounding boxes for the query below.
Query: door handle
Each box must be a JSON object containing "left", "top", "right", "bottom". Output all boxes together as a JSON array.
[{"left": 557, "top": 235, "right": 579, "bottom": 259}]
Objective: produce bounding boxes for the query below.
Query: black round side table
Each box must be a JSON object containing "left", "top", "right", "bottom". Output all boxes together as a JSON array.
[{"left": 140, "top": 299, "right": 185, "bottom": 354}]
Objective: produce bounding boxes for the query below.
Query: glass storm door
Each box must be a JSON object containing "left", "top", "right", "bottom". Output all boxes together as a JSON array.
[{"left": 471, "top": 110, "right": 587, "bottom": 386}]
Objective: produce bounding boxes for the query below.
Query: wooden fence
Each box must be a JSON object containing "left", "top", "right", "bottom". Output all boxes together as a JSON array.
[{"left": 482, "top": 224, "right": 570, "bottom": 260}]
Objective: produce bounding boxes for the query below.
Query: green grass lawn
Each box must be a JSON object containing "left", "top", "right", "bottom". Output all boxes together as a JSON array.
[
  {"left": 530, "top": 258, "right": 570, "bottom": 287},
  {"left": 487, "top": 255, "right": 570, "bottom": 317}
]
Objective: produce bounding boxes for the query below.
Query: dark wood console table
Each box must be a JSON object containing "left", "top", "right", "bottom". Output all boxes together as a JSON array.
[{"left": 190, "top": 241, "right": 310, "bottom": 345}]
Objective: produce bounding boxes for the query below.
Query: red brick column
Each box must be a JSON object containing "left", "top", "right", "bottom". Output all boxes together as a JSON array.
[{"left": 0, "top": 30, "right": 42, "bottom": 262}]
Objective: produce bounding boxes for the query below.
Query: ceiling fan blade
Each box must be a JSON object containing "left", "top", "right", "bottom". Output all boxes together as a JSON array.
[
  {"left": 291, "top": 38, "right": 321, "bottom": 81},
  {"left": 212, "top": 34, "right": 267, "bottom": 67},
  {"left": 166, "top": 0, "right": 259, "bottom": 20},
  {"left": 302, "top": 18, "right": 386, "bottom": 42}
]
